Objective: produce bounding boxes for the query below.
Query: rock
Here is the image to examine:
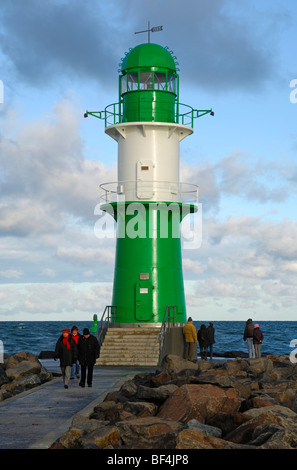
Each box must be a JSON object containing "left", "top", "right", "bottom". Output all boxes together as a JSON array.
[
  {"left": 116, "top": 416, "right": 183, "bottom": 449},
  {"left": 50, "top": 353, "right": 297, "bottom": 450},
  {"left": 157, "top": 384, "right": 241, "bottom": 424},
  {"left": 136, "top": 384, "right": 178, "bottom": 404},
  {"left": 0, "top": 368, "right": 9, "bottom": 388},
  {"left": 5, "top": 359, "right": 42, "bottom": 381},
  {"left": 260, "top": 429, "right": 297, "bottom": 449},
  {"left": 119, "top": 380, "right": 138, "bottom": 398},
  {"left": 225, "top": 406, "right": 297, "bottom": 445},
  {"left": 79, "top": 425, "right": 121, "bottom": 449},
  {"left": 0, "top": 351, "right": 53, "bottom": 402},
  {"left": 223, "top": 351, "right": 249, "bottom": 358},
  {"left": 123, "top": 401, "right": 158, "bottom": 417},
  {"left": 246, "top": 357, "right": 273, "bottom": 376},
  {"left": 207, "top": 412, "right": 252, "bottom": 436},
  {"left": 186, "top": 419, "right": 222, "bottom": 438},
  {"left": 175, "top": 429, "right": 256, "bottom": 449},
  {"left": 161, "top": 354, "right": 199, "bottom": 374},
  {"left": 239, "top": 397, "right": 277, "bottom": 412},
  {"left": 151, "top": 371, "right": 172, "bottom": 386}
]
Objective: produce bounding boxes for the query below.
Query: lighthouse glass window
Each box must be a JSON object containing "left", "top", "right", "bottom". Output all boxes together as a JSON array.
[
  {"left": 154, "top": 73, "right": 166, "bottom": 91},
  {"left": 167, "top": 74, "right": 175, "bottom": 93},
  {"left": 127, "top": 73, "right": 138, "bottom": 91},
  {"left": 140, "top": 72, "right": 153, "bottom": 90}
]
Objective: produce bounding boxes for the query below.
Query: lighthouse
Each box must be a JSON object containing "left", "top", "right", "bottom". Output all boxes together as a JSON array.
[{"left": 86, "top": 39, "right": 212, "bottom": 329}]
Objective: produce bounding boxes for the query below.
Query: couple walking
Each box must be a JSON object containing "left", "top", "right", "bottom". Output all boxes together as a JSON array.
[{"left": 54, "top": 327, "right": 99, "bottom": 388}]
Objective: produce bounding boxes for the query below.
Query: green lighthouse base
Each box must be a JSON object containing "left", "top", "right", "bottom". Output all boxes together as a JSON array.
[{"left": 102, "top": 201, "right": 196, "bottom": 326}]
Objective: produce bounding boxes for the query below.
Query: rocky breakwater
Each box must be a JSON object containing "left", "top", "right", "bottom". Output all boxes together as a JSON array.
[
  {"left": 0, "top": 352, "right": 53, "bottom": 401},
  {"left": 50, "top": 354, "right": 297, "bottom": 449}
]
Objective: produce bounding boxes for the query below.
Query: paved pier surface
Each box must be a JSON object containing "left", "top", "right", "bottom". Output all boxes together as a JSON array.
[{"left": 0, "top": 360, "right": 157, "bottom": 449}]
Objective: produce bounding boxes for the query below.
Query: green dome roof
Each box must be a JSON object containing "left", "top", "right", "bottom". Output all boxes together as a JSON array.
[{"left": 121, "top": 43, "right": 176, "bottom": 73}]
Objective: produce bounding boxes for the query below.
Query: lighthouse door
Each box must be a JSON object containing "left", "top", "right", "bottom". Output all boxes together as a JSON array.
[
  {"left": 135, "top": 280, "right": 153, "bottom": 321},
  {"left": 136, "top": 160, "right": 154, "bottom": 199}
]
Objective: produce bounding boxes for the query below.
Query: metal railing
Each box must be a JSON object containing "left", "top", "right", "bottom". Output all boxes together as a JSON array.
[
  {"left": 158, "top": 305, "right": 177, "bottom": 361},
  {"left": 85, "top": 103, "right": 213, "bottom": 128},
  {"left": 99, "top": 180, "right": 199, "bottom": 206},
  {"left": 96, "top": 305, "right": 117, "bottom": 348}
]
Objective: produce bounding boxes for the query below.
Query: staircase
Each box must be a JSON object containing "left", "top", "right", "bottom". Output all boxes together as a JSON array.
[{"left": 96, "top": 327, "right": 160, "bottom": 366}]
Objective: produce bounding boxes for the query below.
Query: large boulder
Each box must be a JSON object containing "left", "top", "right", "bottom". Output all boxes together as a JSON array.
[
  {"left": 157, "top": 384, "right": 241, "bottom": 424},
  {"left": 116, "top": 416, "right": 184, "bottom": 449}
]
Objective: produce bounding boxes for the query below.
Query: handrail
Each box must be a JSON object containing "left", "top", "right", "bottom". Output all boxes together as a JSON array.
[
  {"left": 84, "top": 103, "right": 213, "bottom": 128},
  {"left": 158, "top": 305, "right": 177, "bottom": 361},
  {"left": 99, "top": 180, "right": 199, "bottom": 205},
  {"left": 96, "top": 305, "right": 117, "bottom": 347}
]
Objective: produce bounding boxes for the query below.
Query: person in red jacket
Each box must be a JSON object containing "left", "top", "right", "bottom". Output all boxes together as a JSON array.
[{"left": 253, "top": 324, "right": 264, "bottom": 358}]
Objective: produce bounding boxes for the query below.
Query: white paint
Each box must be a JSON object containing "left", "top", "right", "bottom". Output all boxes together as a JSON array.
[{"left": 105, "top": 122, "right": 193, "bottom": 202}]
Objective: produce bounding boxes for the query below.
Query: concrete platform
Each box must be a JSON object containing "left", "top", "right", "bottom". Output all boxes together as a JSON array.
[{"left": 0, "top": 359, "right": 157, "bottom": 449}]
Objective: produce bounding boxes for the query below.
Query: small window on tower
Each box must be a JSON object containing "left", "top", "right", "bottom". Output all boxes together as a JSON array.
[{"left": 141, "top": 166, "right": 149, "bottom": 171}]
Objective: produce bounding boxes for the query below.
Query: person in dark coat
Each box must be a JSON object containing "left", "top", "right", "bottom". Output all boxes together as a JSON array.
[
  {"left": 197, "top": 324, "right": 208, "bottom": 360},
  {"left": 70, "top": 325, "right": 80, "bottom": 379},
  {"left": 243, "top": 318, "right": 255, "bottom": 358},
  {"left": 54, "top": 328, "right": 78, "bottom": 388},
  {"left": 206, "top": 322, "right": 215, "bottom": 360},
  {"left": 77, "top": 328, "right": 99, "bottom": 387},
  {"left": 253, "top": 324, "right": 264, "bottom": 358}
]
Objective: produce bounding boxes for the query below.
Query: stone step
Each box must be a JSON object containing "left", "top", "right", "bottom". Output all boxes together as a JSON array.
[
  {"left": 97, "top": 327, "right": 161, "bottom": 366},
  {"left": 96, "top": 359, "right": 158, "bottom": 366}
]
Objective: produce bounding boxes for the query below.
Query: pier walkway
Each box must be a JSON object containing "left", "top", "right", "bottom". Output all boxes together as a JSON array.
[{"left": 0, "top": 359, "right": 156, "bottom": 449}]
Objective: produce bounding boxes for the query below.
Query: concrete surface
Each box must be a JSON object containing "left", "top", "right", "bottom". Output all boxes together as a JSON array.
[{"left": 0, "top": 359, "right": 157, "bottom": 449}]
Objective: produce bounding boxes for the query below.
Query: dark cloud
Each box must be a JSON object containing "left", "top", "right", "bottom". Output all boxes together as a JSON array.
[{"left": 0, "top": 0, "right": 286, "bottom": 93}]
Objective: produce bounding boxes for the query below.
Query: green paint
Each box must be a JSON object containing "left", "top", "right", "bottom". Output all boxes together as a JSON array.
[
  {"left": 120, "top": 43, "right": 178, "bottom": 123},
  {"left": 102, "top": 202, "right": 195, "bottom": 324}
]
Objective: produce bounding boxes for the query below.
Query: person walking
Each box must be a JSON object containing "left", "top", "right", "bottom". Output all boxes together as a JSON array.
[
  {"left": 243, "top": 318, "right": 255, "bottom": 358},
  {"left": 70, "top": 325, "right": 80, "bottom": 379},
  {"left": 253, "top": 324, "right": 264, "bottom": 358},
  {"left": 54, "top": 328, "right": 78, "bottom": 389},
  {"left": 182, "top": 317, "right": 197, "bottom": 361},
  {"left": 207, "top": 322, "right": 215, "bottom": 360},
  {"left": 77, "top": 328, "right": 100, "bottom": 387},
  {"left": 198, "top": 324, "right": 208, "bottom": 360}
]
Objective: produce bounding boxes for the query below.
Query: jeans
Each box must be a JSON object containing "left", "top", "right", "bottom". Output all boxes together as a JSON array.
[
  {"left": 247, "top": 338, "right": 255, "bottom": 358},
  {"left": 254, "top": 343, "right": 261, "bottom": 358},
  {"left": 71, "top": 360, "right": 80, "bottom": 378}
]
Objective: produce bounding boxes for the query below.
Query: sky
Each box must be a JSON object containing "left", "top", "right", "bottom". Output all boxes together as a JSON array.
[{"left": 0, "top": 0, "right": 297, "bottom": 322}]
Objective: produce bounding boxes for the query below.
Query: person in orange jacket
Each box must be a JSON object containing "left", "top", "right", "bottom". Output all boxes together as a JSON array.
[{"left": 182, "top": 317, "right": 197, "bottom": 361}]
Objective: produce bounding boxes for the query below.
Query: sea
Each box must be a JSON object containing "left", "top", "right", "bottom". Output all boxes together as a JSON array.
[{"left": 0, "top": 320, "right": 297, "bottom": 358}]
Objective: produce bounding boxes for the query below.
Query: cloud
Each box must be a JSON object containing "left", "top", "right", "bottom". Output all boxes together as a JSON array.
[
  {"left": 0, "top": 282, "right": 113, "bottom": 319},
  {"left": 0, "top": 0, "right": 287, "bottom": 93},
  {"left": 0, "top": 96, "right": 116, "bottom": 238}
]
